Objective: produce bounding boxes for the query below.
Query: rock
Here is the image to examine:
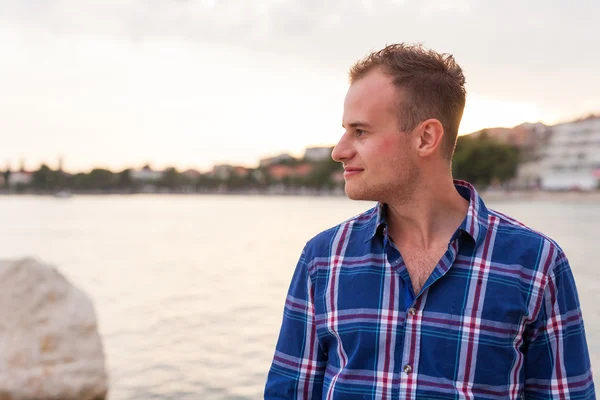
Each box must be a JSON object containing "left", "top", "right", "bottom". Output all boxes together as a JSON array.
[{"left": 0, "top": 258, "right": 108, "bottom": 400}]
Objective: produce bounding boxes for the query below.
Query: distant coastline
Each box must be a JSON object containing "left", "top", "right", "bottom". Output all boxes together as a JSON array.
[
  {"left": 480, "top": 189, "right": 600, "bottom": 203},
  {"left": 1, "top": 188, "right": 599, "bottom": 202}
]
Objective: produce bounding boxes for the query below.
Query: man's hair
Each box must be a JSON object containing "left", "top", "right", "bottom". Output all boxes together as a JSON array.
[{"left": 349, "top": 43, "right": 466, "bottom": 160}]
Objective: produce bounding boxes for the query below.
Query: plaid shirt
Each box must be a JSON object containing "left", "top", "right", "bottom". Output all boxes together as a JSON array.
[{"left": 265, "top": 180, "right": 595, "bottom": 399}]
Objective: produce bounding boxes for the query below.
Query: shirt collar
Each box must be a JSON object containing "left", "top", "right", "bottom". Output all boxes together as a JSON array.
[
  {"left": 365, "top": 179, "right": 490, "bottom": 246},
  {"left": 364, "top": 202, "right": 386, "bottom": 242}
]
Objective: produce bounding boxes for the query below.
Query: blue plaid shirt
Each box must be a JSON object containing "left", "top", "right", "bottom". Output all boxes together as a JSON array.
[{"left": 265, "top": 180, "right": 595, "bottom": 399}]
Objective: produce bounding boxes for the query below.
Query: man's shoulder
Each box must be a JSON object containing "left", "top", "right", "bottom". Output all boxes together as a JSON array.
[
  {"left": 302, "top": 205, "right": 378, "bottom": 257},
  {"left": 487, "top": 207, "right": 565, "bottom": 257}
]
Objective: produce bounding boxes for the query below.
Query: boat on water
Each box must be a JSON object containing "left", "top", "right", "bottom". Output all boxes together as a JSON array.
[{"left": 54, "top": 190, "right": 73, "bottom": 199}]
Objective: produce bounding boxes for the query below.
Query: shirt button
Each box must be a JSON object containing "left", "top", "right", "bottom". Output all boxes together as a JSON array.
[
  {"left": 408, "top": 308, "right": 416, "bottom": 316},
  {"left": 403, "top": 364, "right": 412, "bottom": 374}
]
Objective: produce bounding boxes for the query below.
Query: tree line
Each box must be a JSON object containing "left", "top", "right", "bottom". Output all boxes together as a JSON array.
[{"left": 2, "top": 132, "right": 519, "bottom": 194}]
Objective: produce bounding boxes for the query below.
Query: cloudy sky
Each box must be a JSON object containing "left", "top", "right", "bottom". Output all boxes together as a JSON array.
[{"left": 1, "top": 0, "right": 598, "bottom": 172}]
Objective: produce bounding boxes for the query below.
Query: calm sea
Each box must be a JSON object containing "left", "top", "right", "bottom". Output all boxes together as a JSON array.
[{"left": 0, "top": 194, "right": 598, "bottom": 399}]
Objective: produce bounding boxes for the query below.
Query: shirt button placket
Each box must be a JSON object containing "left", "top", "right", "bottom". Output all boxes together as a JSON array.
[{"left": 401, "top": 307, "right": 417, "bottom": 380}]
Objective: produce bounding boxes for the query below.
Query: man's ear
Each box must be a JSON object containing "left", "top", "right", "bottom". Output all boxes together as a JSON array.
[{"left": 415, "top": 119, "right": 444, "bottom": 158}]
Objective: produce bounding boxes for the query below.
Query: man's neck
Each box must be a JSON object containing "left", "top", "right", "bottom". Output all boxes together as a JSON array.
[{"left": 385, "top": 178, "right": 469, "bottom": 250}]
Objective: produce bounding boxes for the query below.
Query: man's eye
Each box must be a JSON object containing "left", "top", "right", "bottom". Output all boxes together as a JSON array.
[{"left": 356, "top": 129, "right": 366, "bottom": 137}]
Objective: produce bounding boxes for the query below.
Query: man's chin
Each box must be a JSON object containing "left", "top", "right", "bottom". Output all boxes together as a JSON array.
[{"left": 344, "top": 185, "right": 372, "bottom": 201}]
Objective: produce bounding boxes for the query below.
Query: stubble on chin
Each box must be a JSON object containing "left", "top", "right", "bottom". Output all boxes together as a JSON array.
[
  {"left": 344, "top": 181, "right": 386, "bottom": 202},
  {"left": 345, "top": 167, "right": 420, "bottom": 205}
]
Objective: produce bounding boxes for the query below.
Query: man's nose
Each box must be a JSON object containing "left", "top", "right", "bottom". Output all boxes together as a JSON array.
[{"left": 331, "top": 134, "right": 354, "bottom": 162}]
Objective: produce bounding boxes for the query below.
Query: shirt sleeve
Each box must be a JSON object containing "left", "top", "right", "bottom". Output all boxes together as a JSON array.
[
  {"left": 523, "top": 248, "right": 595, "bottom": 399},
  {"left": 264, "top": 246, "right": 327, "bottom": 399}
]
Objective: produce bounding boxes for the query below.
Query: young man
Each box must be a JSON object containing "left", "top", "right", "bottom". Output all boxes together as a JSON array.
[{"left": 264, "top": 44, "right": 595, "bottom": 399}]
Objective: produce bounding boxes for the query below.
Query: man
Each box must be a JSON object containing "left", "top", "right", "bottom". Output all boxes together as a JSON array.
[{"left": 264, "top": 43, "right": 595, "bottom": 399}]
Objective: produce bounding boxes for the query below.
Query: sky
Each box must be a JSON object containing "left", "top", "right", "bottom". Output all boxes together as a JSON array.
[{"left": 1, "top": 0, "right": 598, "bottom": 173}]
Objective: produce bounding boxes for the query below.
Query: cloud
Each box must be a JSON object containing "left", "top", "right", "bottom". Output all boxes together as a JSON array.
[
  {"left": 3, "top": 1, "right": 598, "bottom": 85},
  {"left": 3, "top": 0, "right": 598, "bottom": 113},
  {"left": 0, "top": 0, "right": 598, "bottom": 170},
  {"left": 1, "top": 1, "right": 474, "bottom": 51}
]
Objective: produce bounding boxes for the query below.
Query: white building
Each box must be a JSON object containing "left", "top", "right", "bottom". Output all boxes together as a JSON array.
[
  {"left": 515, "top": 161, "right": 543, "bottom": 189},
  {"left": 513, "top": 124, "right": 553, "bottom": 189},
  {"left": 8, "top": 171, "right": 33, "bottom": 186},
  {"left": 539, "top": 116, "right": 600, "bottom": 191},
  {"left": 303, "top": 146, "right": 333, "bottom": 162},
  {"left": 130, "top": 165, "right": 163, "bottom": 182}
]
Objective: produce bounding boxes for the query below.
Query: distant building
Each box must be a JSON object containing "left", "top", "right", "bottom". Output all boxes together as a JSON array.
[
  {"left": 8, "top": 171, "right": 33, "bottom": 186},
  {"left": 130, "top": 165, "right": 163, "bottom": 182},
  {"left": 515, "top": 161, "right": 543, "bottom": 190},
  {"left": 509, "top": 123, "right": 553, "bottom": 189},
  {"left": 233, "top": 166, "right": 249, "bottom": 177},
  {"left": 251, "top": 169, "right": 266, "bottom": 184},
  {"left": 210, "top": 165, "right": 235, "bottom": 180},
  {"left": 294, "top": 163, "right": 313, "bottom": 177},
  {"left": 6, "top": 159, "right": 33, "bottom": 187},
  {"left": 268, "top": 164, "right": 294, "bottom": 180},
  {"left": 267, "top": 163, "right": 313, "bottom": 180},
  {"left": 303, "top": 146, "right": 333, "bottom": 162},
  {"left": 539, "top": 115, "right": 600, "bottom": 191},
  {"left": 259, "top": 153, "right": 295, "bottom": 167},
  {"left": 181, "top": 169, "right": 202, "bottom": 180}
]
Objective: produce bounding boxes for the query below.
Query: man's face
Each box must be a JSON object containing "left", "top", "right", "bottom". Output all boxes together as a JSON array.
[{"left": 332, "top": 69, "right": 419, "bottom": 203}]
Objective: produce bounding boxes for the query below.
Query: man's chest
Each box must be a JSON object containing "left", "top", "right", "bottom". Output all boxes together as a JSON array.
[
  {"left": 311, "top": 257, "right": 539, "bottom": 395},
  {"left": 396, "top": 243, "right": 449, "bottom": 295}
]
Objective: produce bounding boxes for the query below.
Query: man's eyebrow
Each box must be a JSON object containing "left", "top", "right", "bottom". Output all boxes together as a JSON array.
[{"left": 342, "top": 121, "right": 373, "bottom": 128}]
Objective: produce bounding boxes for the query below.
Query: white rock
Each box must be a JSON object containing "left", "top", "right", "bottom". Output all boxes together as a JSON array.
[{"left": 0, "top": 258, "right": 108, "bottom": 400}]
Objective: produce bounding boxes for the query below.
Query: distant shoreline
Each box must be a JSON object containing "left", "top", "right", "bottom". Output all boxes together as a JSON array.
[
  {"left": 481, "top": 190, "right": 600, "bottom": 203},
  {"left": 1, "top": 189, "right": 599, "bottom": 202}
]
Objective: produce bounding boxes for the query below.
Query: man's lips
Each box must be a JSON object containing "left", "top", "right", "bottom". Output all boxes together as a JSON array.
[{"left": 343, "top": 167, "right": 364, "bottom": 177}]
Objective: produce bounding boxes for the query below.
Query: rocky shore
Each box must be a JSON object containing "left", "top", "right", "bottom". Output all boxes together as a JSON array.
[{"left": 0, "top": 258, "right": 108, "bottom": 400}]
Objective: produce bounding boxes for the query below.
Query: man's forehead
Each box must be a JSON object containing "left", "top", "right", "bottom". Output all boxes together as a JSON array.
[
  {"left": 343, "top": 74, "right": 399, "bottom": 122},
  {"left": 346, "top": 71, "right": 400, "bottom": 107}
]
